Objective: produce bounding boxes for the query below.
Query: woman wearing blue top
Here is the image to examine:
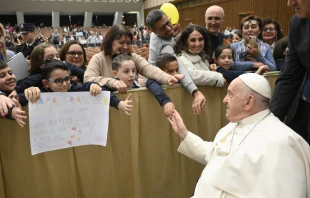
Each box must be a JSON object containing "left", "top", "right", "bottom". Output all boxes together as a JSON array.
[
  {"left": 0, "top": 24, "right": 15, "bottom": 62},
  {"left": 230, "top": 15, "right": 276, "bottom": 71}
]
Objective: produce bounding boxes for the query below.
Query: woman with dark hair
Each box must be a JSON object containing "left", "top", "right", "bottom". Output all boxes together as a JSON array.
[
  {"left": 261, "top": 18, "right": 283, "bottom": 53},
  {"left": 59, "top": 40, "right": 87, "bottom": 70},
  {"left": 174, "top": 25, "right": 225, "bottom": 87},
  {"left": 273, "top": 37, "right": 288, "bottom": 71},
  {"left": 230, "top": 15, "right": 276, "bottom": 71},
  {"left": 84, "top": 24, "right": 178, "bottom": 93}
]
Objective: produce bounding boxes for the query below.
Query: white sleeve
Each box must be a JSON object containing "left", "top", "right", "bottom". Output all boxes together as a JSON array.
[{"left": 178, "top": 132, "right": 213, "bottom": 165}]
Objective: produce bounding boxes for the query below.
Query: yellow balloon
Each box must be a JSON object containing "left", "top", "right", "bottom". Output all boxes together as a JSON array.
[{"left": 160, "top": 3, "right": 179, "bottom": 24}]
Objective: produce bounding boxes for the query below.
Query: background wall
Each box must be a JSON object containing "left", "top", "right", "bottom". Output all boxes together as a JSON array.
[{"left": 145, "top": 0, "right": 295, "bottom": 36}]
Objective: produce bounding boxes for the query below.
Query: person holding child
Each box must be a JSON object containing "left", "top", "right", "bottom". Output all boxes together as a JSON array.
[
  {"left": 84, "top": 25, "right": 180, "bottom": 95},
  {"left": 175, "top": 25, "right": 225, "bottom": 87},
  {"left": 0, "top": 61, "right": 27, "bottom": 127},
  {"left": 230, "top": 15, "right": 276, "bottom": 71},
  {"left": 214, "top": 45, "right": 269, "bottom": 82},
  {"left": 20, "top": 59, "right": 133, "bottom": 115}
]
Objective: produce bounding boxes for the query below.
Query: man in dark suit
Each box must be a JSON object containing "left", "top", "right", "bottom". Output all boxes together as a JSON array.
[
  {"left": 16, "top": 23, "right": 40, "bottom": 63},
  {"left": 270, "top": 0, "right": 310, "bottom": 144}
]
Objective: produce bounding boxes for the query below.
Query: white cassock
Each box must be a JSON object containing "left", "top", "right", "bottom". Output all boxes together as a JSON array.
[{"left": 178, "top": 109, "right": 310, "bottom": 198}]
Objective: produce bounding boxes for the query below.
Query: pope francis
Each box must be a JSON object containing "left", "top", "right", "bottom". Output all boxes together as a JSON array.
[{"left": 168, "top": 73, "right": 310, "bottom": 198}]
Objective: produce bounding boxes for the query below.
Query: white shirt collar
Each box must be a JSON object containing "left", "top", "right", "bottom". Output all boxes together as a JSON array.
[{"left": 238, "top": 109, "right": 270, "bottom": 126}]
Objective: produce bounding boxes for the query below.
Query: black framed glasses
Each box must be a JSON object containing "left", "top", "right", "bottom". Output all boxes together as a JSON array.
[
  {"left": 263, "top": 27, "right": 275, "bottom": 32},
  {"left": 48, "top": 76, "right": 72, "bottom": 86},
  {"left": 207, "top": 16, "right": 222, "bottom": 22},
  {"left": 67, "top": 51, "right": 84, "bottom": 57},
  {"left": 157, "top": 17, "right": 172, "bottom": 32}
]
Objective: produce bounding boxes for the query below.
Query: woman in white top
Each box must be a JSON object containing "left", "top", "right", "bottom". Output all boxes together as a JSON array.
[{"left": 175, "top": 25, "right": 225, "bottom": 87}]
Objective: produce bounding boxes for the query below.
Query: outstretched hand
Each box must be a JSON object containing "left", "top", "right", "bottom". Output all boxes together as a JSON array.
[
  {"left": 167, "top": 109, "right": 188, "bottom": 140},
  {"left": 118, "top": 93, "right": 133, "bottom": 115}
]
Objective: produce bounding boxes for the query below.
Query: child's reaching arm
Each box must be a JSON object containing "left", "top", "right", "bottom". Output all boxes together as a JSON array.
[
  {"left": 0, "top": 93, "right": 15, "bottom": 117},
  {"left": 11, "top": 98, "right": 27, "bottom": 127},
  {"left": 117, "top": 94, "right": 133, "bottom": 116},
  {"left": 146, "top": 79, "right": 175, "bottom": 117}
]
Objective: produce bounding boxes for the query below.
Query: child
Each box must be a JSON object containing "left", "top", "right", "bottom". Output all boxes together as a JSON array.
[
  {"left": 215, "top": 45, "right": 269, "bottom": 83},
  {"left": 0, "top": 61, "right": 27, "bottom": 127},
  {"left": 146, "top": 53, "right": 184, "bottom": 116},
  {"left": 20, "top": 59, "right": 132, "bottom": 115}
]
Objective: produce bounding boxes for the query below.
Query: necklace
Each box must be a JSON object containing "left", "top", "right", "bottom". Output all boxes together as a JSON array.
[{"left": 228, "top": 112, "right": 271, "bottom": 154}]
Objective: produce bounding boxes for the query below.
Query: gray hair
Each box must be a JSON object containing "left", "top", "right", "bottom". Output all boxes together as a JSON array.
[
  {"left": 146, "top": 9, "right": 165, "bottom": 29},
  {"left": 240, "top": 81, "right": 270, "bottom": 109}
]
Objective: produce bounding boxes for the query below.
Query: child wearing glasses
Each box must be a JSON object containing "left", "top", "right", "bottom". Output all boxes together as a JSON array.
[
  {"left": 146, "top": 53, "right": 184, "bottom": 116},
  {"left": 0, "top": 61, "right": 27, "bottom": 127},
  {"left": 20, "top": 59, "right": 133, "bottom": 115}
]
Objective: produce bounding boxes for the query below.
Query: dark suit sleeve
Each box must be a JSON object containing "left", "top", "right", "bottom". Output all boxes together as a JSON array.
[
  {"left": 146, "top": 79, "right": 172, "bottom": 107},
  {"left": 270, "top": 16, "right": 306, "bottom": 121},
  {"left": 66, "top": 62, "right": 85, "bottom": 83}
]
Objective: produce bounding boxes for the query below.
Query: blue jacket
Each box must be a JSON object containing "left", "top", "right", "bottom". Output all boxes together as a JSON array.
[
  {"left": 146, "top": 79, "right": 172, "bottom": 107},
  {"left": 216, "top": 67, "right": 244, "bottom": 83},
  {"left": 230, "top": 40, "right": 276, "bottom": 71}
]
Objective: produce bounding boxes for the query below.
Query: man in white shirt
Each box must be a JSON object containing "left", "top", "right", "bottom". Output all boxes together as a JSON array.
[{"left": 168, "top": 73, "right": 310, "bottom": 198}]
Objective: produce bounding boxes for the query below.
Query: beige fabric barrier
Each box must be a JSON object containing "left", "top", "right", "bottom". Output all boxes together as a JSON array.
[{"left": 0, "top": 75, "right": 277, "bottom": 198}]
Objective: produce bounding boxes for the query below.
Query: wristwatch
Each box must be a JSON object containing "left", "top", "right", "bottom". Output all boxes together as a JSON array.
[{"left": 192, "top": 89, "right": 198, "bottom": 97}]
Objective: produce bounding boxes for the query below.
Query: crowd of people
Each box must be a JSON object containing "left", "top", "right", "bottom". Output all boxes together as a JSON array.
[{"left": 1, "top": 0, "right": 310, "bottom": 197}]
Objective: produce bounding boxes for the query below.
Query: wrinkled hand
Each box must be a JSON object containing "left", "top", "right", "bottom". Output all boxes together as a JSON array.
[
  {"left": 167, "top": 109, "right": 188, "bottom": 140},
  {"left": 0, "top": 95, "right": 14, "bottom": 117},
  {"left": 118, "top": 93, "right": 133, "bottom": 115},
  {"left": 256, "top": 65, "right": 270, "bottom": 75},
  {"left": 210, "top": 63, "right": 217, "bottom": 71},
  {"left": 112, "top": 80, "right": 128, "bottom": 94},
  {"left": 163, "top": 102, "right": 175, "bottom": 117},
  {"left": 246, "top": 44, "right": 260, "bottom": 57},
  {"left": 192, "top": 91, "right": 206, "bottom": 115},
  {"left": 12, "top": 98, "right": 27, "bottom": 128},
  {"left": 24, "top": 87, "right": 41, "bottom": 103},
  {"left": 90, "top": 83, "right": 102, "bottom": 96}
]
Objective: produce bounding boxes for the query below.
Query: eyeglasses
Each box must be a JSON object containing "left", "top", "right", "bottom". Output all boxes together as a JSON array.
[
  {"left": 157, "top": 17, "right": 172, "bottom": 32},
  {"left": 67, "top": 51, "right": 84, "bottom": 57},
  {"left": 207, "top": 16, "right": 222, "bottom": 22},
  {"left": 263, "top": 27, "right": 275, "bottom": 32},
  {"left": 48, "top": 76, "right": 72, "bottom": 86}
]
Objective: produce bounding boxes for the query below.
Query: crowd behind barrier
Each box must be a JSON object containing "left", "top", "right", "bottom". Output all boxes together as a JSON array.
[{"left": 0, "top": 75, "right": 277, "bottom": 198}]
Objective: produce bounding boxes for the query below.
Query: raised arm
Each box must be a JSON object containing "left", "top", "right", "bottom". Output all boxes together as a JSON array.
[{"left": 168, "top": 109, "right": 212, "bottom": 165}]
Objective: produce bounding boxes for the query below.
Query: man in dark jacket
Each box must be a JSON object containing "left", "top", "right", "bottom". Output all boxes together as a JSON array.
[
  {"left": 270, "top": 0, "right": 310, "bottom": 144},
  {"left": 16, "top": 23, "right": 40, "bottom": 62}
]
